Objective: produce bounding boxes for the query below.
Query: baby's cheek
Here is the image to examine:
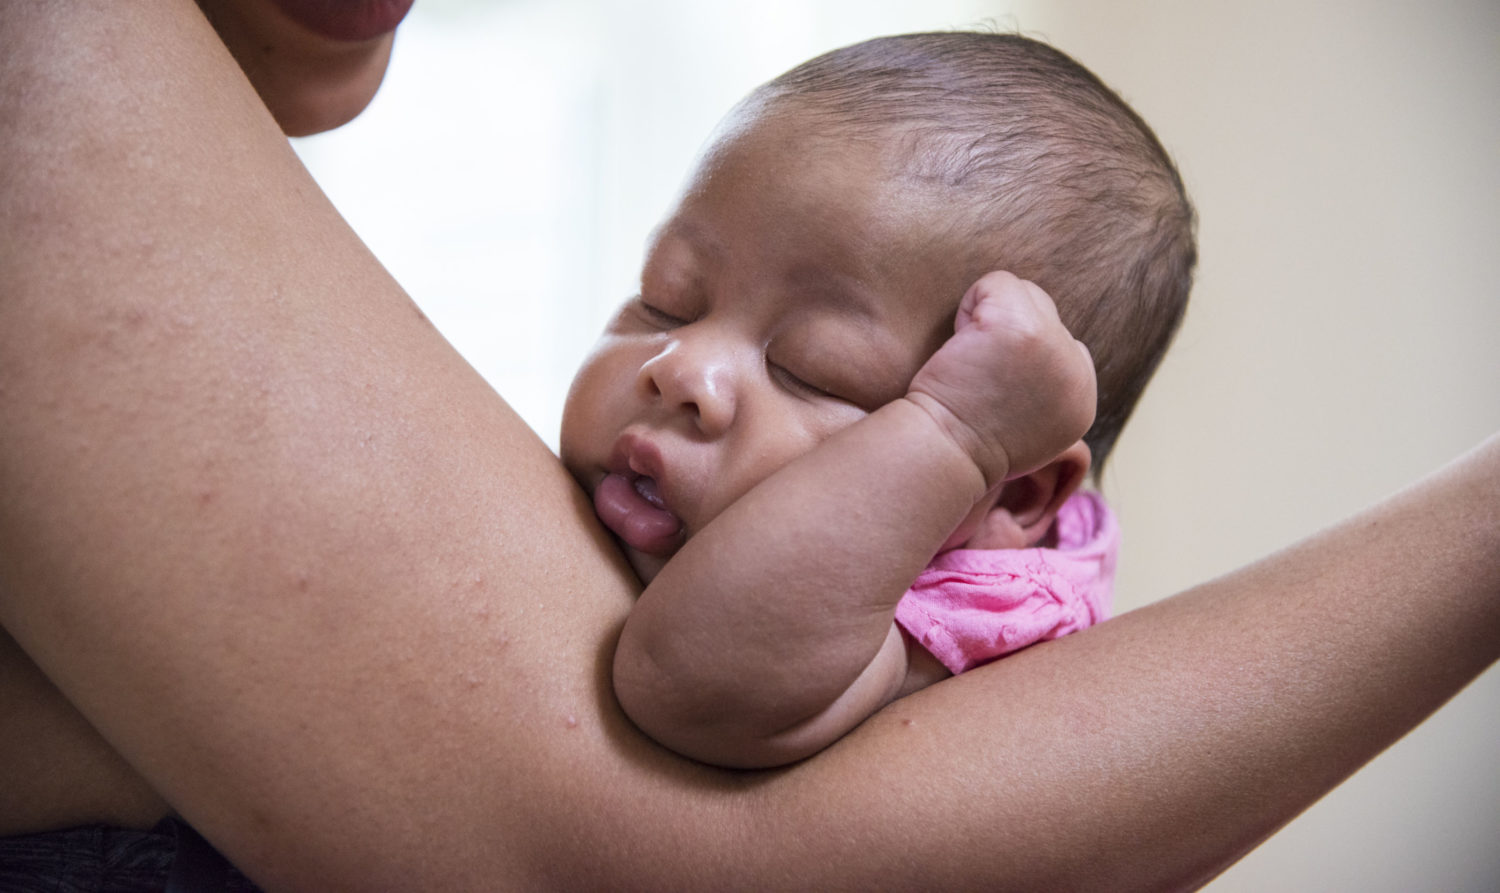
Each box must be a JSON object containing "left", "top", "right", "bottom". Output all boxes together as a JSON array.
[
  {"left": 707, "top": 423, "right": 836, "bottom": 523},
  {"left": 558, "top": 346, "right": 628, "bottom": 471}
]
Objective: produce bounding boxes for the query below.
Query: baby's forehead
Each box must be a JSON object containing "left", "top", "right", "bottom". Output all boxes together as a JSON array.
[
  {"left": 706, "top": 106, "right": 1002, "bottom": 237},
  {"left": 660, "top": 101, "right": 1017, "bottom": 322},
  {"left": 708, "top": 99, "right": 915, "bottom": 168}
]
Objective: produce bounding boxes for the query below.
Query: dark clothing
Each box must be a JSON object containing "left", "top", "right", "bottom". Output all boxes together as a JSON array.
[{"left": 0, "top": 818, "right": 260, "bottom": 893}]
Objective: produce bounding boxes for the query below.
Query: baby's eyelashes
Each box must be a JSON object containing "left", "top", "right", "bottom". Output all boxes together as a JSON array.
[
  {"left": 768, "top": 360, "right": 837, "bottom": 401},
  {"left": 633, "top": 296, "right": 692, "bottom": 329},
  {"left": 766, "top": 358, "right": 877, "bottom": 412}
]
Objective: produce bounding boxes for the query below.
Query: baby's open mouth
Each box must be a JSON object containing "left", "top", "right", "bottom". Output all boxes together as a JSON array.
[
  {"left": 632, "top": 475, "right": 669, "bottom": 511},
  {"left": 593, "top": 472, "right": 683, "bottom": 556}
]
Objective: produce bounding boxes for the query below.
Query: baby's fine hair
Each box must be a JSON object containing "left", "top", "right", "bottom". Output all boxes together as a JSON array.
[{"left": 751, "top": 31, "right": 1197, "bottom": 474}]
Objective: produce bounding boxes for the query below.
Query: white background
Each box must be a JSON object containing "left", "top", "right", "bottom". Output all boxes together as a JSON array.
[{"left": 294, "top": 0, "right": 1500, "bottom": 888}]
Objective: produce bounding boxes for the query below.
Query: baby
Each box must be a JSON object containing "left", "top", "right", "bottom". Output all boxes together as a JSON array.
[{"left": 560, "top": 32, "right": 1195, "bottom": 768}]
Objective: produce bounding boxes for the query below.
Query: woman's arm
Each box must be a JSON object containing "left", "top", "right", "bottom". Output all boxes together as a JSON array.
[
  {"left": 0, "top": 3, "right": 1494, "bottom": 890},
  {"left": 0, "top": 629, "right": 167, "bottom": 835},
  {"left": 782, "top": 439, "right": 1499, "bottom": 890}
]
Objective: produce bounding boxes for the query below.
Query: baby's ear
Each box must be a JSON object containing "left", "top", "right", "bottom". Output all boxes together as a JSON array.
[{"left": 956, "top": 441, "right": 1091, "bottom": 551}]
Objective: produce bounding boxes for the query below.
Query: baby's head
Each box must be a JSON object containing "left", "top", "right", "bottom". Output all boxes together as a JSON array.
[{"left": 561, "top": 31, "right": 1195, "bottom": 582}]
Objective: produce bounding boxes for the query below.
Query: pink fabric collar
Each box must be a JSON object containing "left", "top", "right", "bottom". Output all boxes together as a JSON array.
[{"left": 894, "top": 490, "right": 1119, "bottom": 674}]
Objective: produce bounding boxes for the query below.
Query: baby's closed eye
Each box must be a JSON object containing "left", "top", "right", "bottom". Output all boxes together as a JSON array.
[
  {"left": 766, "top": 358, "right": 856, "bottom": 404},
  {"left": 635, "top": 296, "right": 692, "bottom": 328},
  {"left": 769, "top": 329, "right": 914, "bottom": 412}
]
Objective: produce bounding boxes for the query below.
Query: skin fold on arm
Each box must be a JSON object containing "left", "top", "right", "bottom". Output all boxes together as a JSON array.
[{"left": 0, "top": 2, "right": 1495, "bottom": 890}]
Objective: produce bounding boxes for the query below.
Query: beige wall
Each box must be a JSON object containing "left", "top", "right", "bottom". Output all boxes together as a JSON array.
[{"left": 1015, "top": 0, "right": 1499, "bottom": 888}]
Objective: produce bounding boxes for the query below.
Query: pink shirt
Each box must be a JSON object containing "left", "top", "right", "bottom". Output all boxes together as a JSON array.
[{"left": 895, "top": 490, "right": 1118, "bottom": 674}]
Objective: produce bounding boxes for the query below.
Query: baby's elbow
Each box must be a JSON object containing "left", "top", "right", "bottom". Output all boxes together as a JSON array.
[{"left": 611, "top": 646, "right": 830, "bottom": 769}]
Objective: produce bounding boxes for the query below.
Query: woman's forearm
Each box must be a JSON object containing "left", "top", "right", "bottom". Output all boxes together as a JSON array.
[
  {"left": 1, "top": 3, "right": 1495, "bottom": 890},
  {"left": 761, "top": 434, "right": 1500, "bottom": 891}
]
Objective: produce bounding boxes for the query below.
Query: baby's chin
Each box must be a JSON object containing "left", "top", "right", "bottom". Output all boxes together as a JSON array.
[{"left": 624, "top": 547, "right": 671, "bottom": 587}]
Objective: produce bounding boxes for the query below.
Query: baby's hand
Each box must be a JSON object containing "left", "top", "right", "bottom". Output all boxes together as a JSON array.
[{"left": 907, "top": 272, "right": 1096, "bottom": 485}]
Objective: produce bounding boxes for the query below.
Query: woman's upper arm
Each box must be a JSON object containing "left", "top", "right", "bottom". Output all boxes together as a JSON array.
[
  {"left": 0, "top": 0, "right": 648, "bottom": 883},
  {"left": 2, "top": 3, "right": 1497, "bottom": 891}
]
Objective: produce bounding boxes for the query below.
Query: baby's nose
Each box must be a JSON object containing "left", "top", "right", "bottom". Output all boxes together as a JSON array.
[{"left": 638, "top": 339, "right": 737, "bottom": 436}]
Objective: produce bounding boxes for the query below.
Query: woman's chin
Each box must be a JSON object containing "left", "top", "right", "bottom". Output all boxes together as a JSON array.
[
  {"left": 198, "top": 0, "right": 398, "bottom": 136},
  {"left": 263, "top": 40, "right": 395, "bottom": 136}
]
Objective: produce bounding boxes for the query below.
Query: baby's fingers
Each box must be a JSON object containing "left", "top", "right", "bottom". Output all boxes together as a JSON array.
[
  {"left": 957, "top": 271, "right": 1066, "bottom": 336},
  {"left": 934, "top": 270, "right": 1097, "bottom": 477}
]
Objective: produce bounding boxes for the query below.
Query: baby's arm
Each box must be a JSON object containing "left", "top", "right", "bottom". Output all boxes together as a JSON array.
[{"left": 613, "top": 272, "right": 1096, "bottom": 768}]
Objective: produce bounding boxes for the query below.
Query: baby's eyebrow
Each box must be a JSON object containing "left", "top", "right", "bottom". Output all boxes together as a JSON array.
[
  {"left": 784, "top": 262, "right": 878, "bottom": 319},
  {"left": 661, "top": 220, "right": 725, "bottom": 266}
]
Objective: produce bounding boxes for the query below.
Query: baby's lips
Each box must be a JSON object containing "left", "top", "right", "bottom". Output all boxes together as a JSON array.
[{"left": 593, "top": 473, "right": 683, "bottom": 556}]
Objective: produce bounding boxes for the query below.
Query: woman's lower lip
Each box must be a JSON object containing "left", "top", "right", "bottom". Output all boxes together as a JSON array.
[
  {"left": 593, "top": 473, "right": 682, "bottom": 556},
  {"left": 268, "top": 0, "right": 416, "bottom": 43}
]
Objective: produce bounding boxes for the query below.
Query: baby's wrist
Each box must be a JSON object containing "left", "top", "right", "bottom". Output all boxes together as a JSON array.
[{"left": 899, "top": 392, "right": 1010, "bottom": 491}]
